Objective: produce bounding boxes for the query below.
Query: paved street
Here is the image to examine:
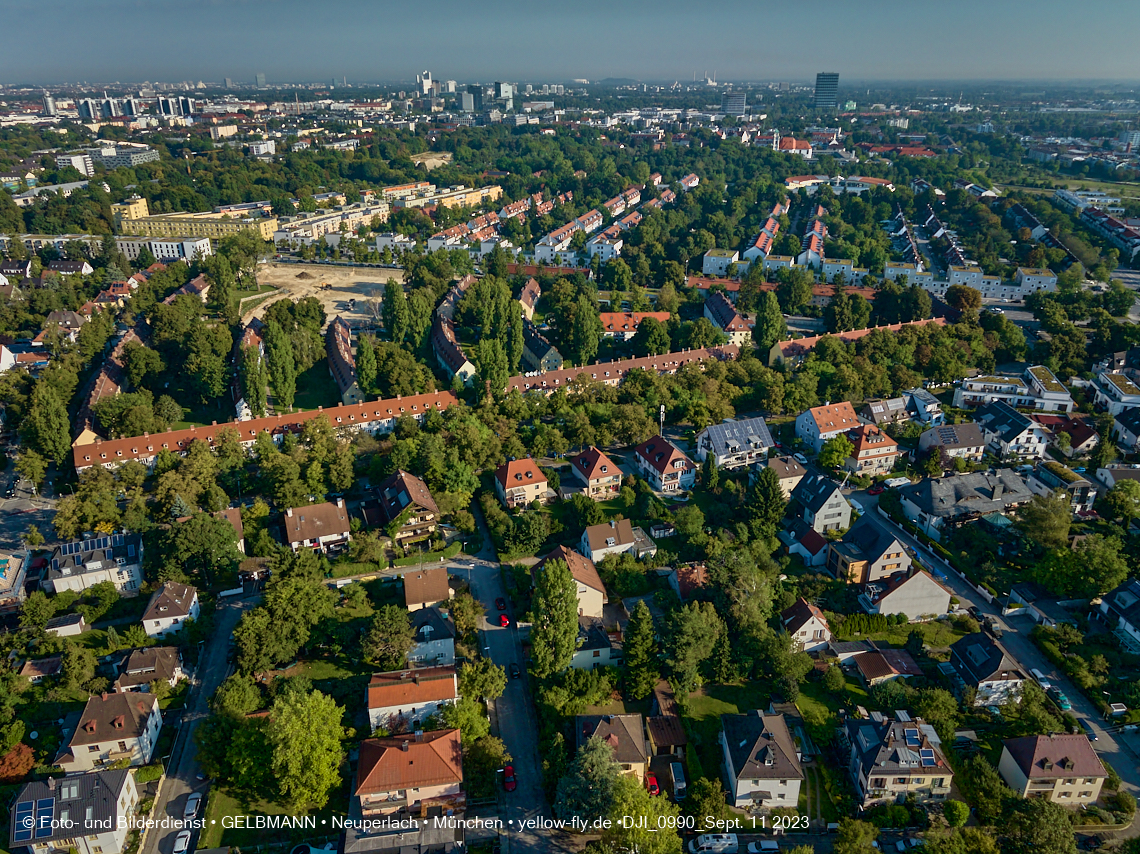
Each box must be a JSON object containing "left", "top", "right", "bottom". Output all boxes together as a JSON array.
[
  {"left": 140, "top": 596, "right": 258, "bottom": 854},
  {"left": 0, "top": 467, "right": 56, "bottom": 549}
]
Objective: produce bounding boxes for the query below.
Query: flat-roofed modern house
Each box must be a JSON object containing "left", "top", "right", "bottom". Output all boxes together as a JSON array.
[
  {"left": 1027, "top": 460, "right": 1095, "bottom": 513},
  {"left": 952, "top": 366, "right": 1073, "bottom": 413},
  {"left": 1093, "top": 371, "right": 1140, "bottom": 416}
]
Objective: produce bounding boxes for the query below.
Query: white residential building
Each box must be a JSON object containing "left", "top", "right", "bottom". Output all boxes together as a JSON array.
[
  {"left": 56, "top": 692, "right": 162, "bottom": 773},
  {"left": 141, "top": 581, "right": 199, "bottom": 637},
  {"left": 9, "top": 770, "right": 139, "bottom": 854},
  {"left": 45, "top": 533, "right": 144, "bottom": 595},
  {"left": 720, "top": 712, "right": 804, "bottom": 809}
]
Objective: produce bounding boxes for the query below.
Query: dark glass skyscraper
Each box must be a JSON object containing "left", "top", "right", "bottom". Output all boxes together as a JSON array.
[{"left": 814, "top": 72, "right": 839, "bottom": 110}]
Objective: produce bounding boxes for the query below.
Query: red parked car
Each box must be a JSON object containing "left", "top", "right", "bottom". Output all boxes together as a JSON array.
[
  {"left": 503, "top": 765, "right": 517, "bottom": 792},
  {"left": 645, "top": 773, "right": 660, "bottom": 796},
  {"left": 867, "top": 484, "right": 885, "bottom": 496},
  {"left": 499, "top": 613, "right": 511, "bottom": 628}
]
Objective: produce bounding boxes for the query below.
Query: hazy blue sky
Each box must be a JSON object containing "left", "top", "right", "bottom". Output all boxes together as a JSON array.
[{"left": 5, "top": 0, "right": 1139, "bottom": 85}]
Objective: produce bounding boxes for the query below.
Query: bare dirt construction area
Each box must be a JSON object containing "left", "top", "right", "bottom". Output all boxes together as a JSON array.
[{"left": 244, "top": 262, "right": 406, "bottom": 328}]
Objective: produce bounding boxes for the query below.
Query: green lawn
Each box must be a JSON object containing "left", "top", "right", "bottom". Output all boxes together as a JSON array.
[
  {"left": 173, "top": 396, "right": 236, "bottom": 431},
  {"left": 684, "top": 682, "right": 774, "bottom": 782},
  {"left": 198, "top": 787, "right": 344, "bottom": 850},
  {"left": 834, "top": 619, "right": 970, "bottom": 651},
  {"left": 290, "top": 361, "right": 343, "bottom": 412}
]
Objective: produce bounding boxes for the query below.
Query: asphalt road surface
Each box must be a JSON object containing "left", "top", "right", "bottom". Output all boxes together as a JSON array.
[{"left": 140, "top": 596, "right": 258, "bottom": 854}]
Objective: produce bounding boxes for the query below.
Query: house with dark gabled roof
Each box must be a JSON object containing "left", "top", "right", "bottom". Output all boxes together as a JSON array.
[
  {"left": 56, "top": 692, "right": 162, "bottom": 773},
  {"left": 781, "top": 598, "right": 831, "bottom": 651},
  {"left": 897, "top": 469, "right": 1032, "bottom": 540},
  {"left": 112, "top": 647, "right": 184, "bottom": 693},
  {"left": 577, "top": 714, "right": 649, "bottom": 781},
  {"left": 9, "top": 769, "right": 139, "bottom": 854},
  {"left": 826, "top": 515, "right": 911, "bottom": 584},
  {"left": 860, "top": 397, "right": 909, "bottom": 426},
  {"left": 842, "top": 711, "right": 952, "bottom": 808},
  {"left": 142, "top": 581, "right": 199, "bottom": 637},
  {"left": 976, "top": 400, "right": 1050, "bottom": 459},
  {"left": 918, "top": 422, "right": 985, "bottom": 462},
  {"left": 409, "top": 607, "right": 456, "bottom": 667},
  {"left": 371, "top": 470, "right": 439, "bottom": 543},
  {"left": 949, "top": 632, "right": 1027, "bottom": 706},
  {"left": 791, "top": 474, "right": 851, "bottom": 534},
  {"left": 998, "top": 734, "right": 1107, "bottom": 805},
  {"left": 720, "top": 711, "right": 804, "bottom": 808},
  {"left": 521, "top": 322, "right": 563, "bottom": 373}
]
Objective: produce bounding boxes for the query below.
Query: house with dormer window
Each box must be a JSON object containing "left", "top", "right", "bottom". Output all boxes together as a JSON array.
[
  {"left": 720, "top": 711, "right": 804, "bottom": 808},
  {"left": 633, "top": 435, "right": 695, "bottom": 493},
  {"left": 141, "top": 581, "right": 199, "bottom": 637},
  {"left": 567, "top": 446, "right": 622, "bottom": 501},
  {"left": 56, "top": 693, "right": 162, "bottom": 773},
  {"left": 494, "top": 459, "right": 549, "bottom": 509}
]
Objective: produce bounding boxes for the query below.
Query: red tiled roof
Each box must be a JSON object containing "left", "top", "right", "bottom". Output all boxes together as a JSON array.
[
  {"left": 495, "top": 458, "right": 546, "bottom": 490},
  {"left": 367, "top": 667, "right": 458, "bottom": 710},
  {"left": 633, "top": 435, "right": 693, "bottom": 475},
  {"left": 356, "top": 729, "right": 462, "bottom": 793}
]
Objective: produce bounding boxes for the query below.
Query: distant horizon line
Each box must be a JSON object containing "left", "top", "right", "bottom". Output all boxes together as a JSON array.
[{"left": 7, "top": 77, "right": 1140, "bottom": 90}]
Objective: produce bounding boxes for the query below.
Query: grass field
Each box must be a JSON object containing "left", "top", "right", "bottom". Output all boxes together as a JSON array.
[
  {"left": 198, "top": 787, "right": 344, "bottom": 850},
  {"left": 292, "top": 361, "right": 342, "bottom": 411},
  {"left": 684, "top": 682, "right": 774, "bottom": 781}
]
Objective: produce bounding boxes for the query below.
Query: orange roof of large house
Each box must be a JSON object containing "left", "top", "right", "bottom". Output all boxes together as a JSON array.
[
  {"left": 507, "top": 346, "right": 739, "bottom": 394},
  {"left": 367, "top": 666, "right": 458, "bottom": 710},
  {"left": 495, "top": 458, "right": 547, "bottom": 490},
  {"left": 779, "top": 138, "right": 812, "bottom": 150},
  {"left": 805, "top": 402, "right": 859, "bottom": 434},
  {"left": 570, "top": 446, "right": 620, "bottom": 482},
  {"left": 847, "top": 424, "right": 899, "bottom": 456},
  {"left": 355, "top": 729, "right": 463, "bottom": 793},
  {"left": 598, "top": 312, "right": 671, "bottom": 333}
]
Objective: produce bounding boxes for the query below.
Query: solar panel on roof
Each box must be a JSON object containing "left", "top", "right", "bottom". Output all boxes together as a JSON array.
[
  {"left": 13, "top": 802, "right": 34, "bottom": 842},
  {"left": 904, "top": 728, "right": 921, "bottom": 746},
  {"left": 34, "top": 797, "right": 55, "bottom": 839},
  {"left": 920, "top": 748, "right": 936, "bottom": 767}
]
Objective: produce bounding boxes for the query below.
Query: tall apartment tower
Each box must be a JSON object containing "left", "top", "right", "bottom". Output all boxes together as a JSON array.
[
  {"left": 465, "top": 84, "right": 484, "bottom": 112},
  {"left": 255, "top": 73, "right": 266, "bottom": 88},
  {"left": 721, "top": 91, "right": 747, "bottom": 117},
  {"left": 42, "top": 92, "right": 58, "bottom": 116},
  {"left": 814, "top": 72, "right": 839, "bottom": 111},
  {"left": 224, "top": 77, "right": 234, "bottom": 89}
]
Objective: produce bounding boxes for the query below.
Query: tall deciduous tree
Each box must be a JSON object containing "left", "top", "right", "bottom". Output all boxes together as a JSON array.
[
  {"left": 355, "top": 335, "right": 377, "bottom": 395},
  {"left": 382, "top": 279, "right": 410, "bottom": 346},
  {"left": 267, "top": 689, "right": 345, "bottom": 810},
  {"left": 530, "top": 559, "right": 580, "bottom": 680},
  {"left": 603, "top": 773, "right": 683, "bottom": 854},
  {"left": 1015, "top": 491, "right": 1071, "bottom": 551},
  {"left": 1103, "top": 479, "right": 1140, "bottom": 528},
  {"left": 819, "top": 434, "right": 855, "bottom": 471},
  {"left": 363, "top": 605, "right": 415, "bottom": 670},
  {"left": 566, "top": 293, "right": 602, "bottom": 366},
  {"left": 21, "top": 382, "right": 70, "bottom": 464},
  {"left": 239, "top": 344, "right": 267, "bottom": 418}
]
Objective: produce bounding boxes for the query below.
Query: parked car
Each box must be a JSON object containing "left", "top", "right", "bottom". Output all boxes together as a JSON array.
[
  {"left": 1048, "top": 687, "right": 1073, "bottom": 711},
  {"left": 689, "top": 835, "right": 738, "bottom": 854},
  {"left": 499, "top": 613, "right": 511, "bottom": 628},
  {"left": 183, "top": 793, "right": 202, "bottom": 819},
  {"left": 793, "top": 453, "right": 809, "bottom": 465},
  {"left": 495, "top": 597, "right": 507, "bottom": 611},
  {"left": 1079, "top": 718, "right": 1098, "bottom": 741},
  {"left": 867, "top": 484, "right": 885, "bottom": 496},
  {"left": 503, "top": 764, "right": 517, "bottom": 792},
  {"left": 646, "top": 773, "right": 660, "bottom": 796},
  {"left": 747, "top": 843, "right": 779, "bottom": 853},
  {"left": 173, "top": 831, "right": 193, "bottom": 854},
  {"left": 509, "top": 663, "right": 521, "bottom": 680}
]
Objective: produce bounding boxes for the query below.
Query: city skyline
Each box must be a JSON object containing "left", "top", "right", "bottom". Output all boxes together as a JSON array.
[{"left": 4, "top": 0, "right": 1140, "bottom": 85}]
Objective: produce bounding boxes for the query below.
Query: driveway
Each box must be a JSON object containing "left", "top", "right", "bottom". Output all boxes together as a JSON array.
[
  {"left": 139, "top": 596, "right": 259, "bottom": 854},
  {"left": 863, "top": 499, "right": 1140, "bottom": 832}
]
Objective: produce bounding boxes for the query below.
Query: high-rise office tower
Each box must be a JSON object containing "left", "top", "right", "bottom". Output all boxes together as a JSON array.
[
  {"left": 122, "top": 98, "right": 143, "bottom": 117},
  {"left": 494, "top": 81, "right": 513, "bottom": 100},
  {"left": 178, "top": 96, "right": 195, "bottom": 116},
  {"left": 814, "top": 72, "right": 839, "bottom": 111},
  {"left": 721, "top": 91, "right": 747, "bottom": 117},
  {"left": 42, "top": 92, "right": 58, "bottom": 116},
  {"left": 224, "top": 77, "right": 234, "bottom": 89},
  {"left": 77, "top": 99, "right": 97, "bottom": 120},
  {"left": 465, "top": 84, "right": 484, "bottom": 112},
  {"left": 255, "top": 73, "right": 266, "bottom": 88}
]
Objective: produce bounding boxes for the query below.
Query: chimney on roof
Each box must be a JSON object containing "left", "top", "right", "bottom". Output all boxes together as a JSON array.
[
  {"left": 401, "top": 740, "right": 410, "bottom": 752},
  {"left": 993, "top": 483, "right": 1004, "bottom": 501}
]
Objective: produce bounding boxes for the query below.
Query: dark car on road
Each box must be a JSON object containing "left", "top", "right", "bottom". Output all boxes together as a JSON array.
[
  {"left": 495, "top": 597, "right": 507, "bottom": 610},
  {"left": 509, "top": 663, "right": 521, "bottom": 679}
]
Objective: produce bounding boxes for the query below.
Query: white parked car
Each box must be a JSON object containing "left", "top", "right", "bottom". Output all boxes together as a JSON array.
[
  {"left": 183, "top": 793, "right": 202, "bottom": 819},
  {"left": 173, "top": 830, "right": 193, "bottom": 854},
  {"left": 793, "top": 453, "right": 809, "bottom": 465}
]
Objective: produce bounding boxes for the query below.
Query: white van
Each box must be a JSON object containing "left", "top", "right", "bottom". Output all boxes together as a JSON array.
[
  {"left": 670, "top": 762, "right": 687, "bottom": 801},
  {"left": 689, "top": 835, "right": 739, "bottom": 854}
]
